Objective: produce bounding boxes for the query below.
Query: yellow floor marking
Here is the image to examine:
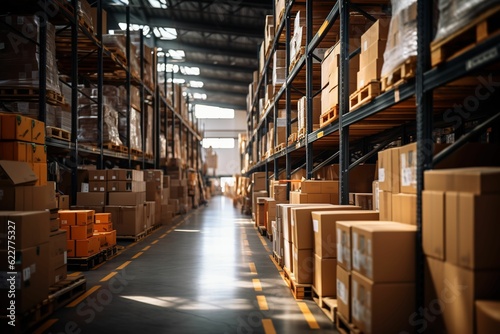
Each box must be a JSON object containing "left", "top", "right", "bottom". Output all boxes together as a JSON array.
[
  {"left": 100, "top": 272, "right": 118, "bottom": 282},
  {"left": 68, "top": 272, "right": 81, "bottom": 277},
  {"left": 142, "top": 245, "right": 151, "bottom": 251},
  {"left": 243, "top": 239, "right": 250, "bottom": 247},
  {"left": 67, "top": 285, "right": 101, "bottom": 308},
  {"left": 159, "top": 234, "right": 167, "bottom": 238},
  {"left": 132, "top": 252, "right": 143, "bottom": 259},
  {"left": 249, "top": 262, "right": 257, "bottom": 275},
  {"left": 297, "top": 302, "right": 320, "bottom": 329},
  {"left": 116, "top": 261, "right": 131, "bottom": 270},
  {"left": 269, "top": 254, "right": 282, "bottom": 272},
  {"left": 257, "top": 295, "right": 269, "bottom": 310},
  {"left": 258, "top": 234, "right": 267, "bottom": 246},
  {"left": 151, "top": 240, "right": 159, "bottom": 245},
  {"left": 262, "top": 319, "right": 277, "bottom": 334},
  {"left": 253, "top": 279, "right": 262, "bottom": 291},
  {"left": 33, "top": 319, "right": 58, "bottom": 334}
]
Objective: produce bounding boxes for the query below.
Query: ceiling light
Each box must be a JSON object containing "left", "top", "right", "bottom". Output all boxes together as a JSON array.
[
  {"left": 195, "top": 105, "right": 234, "bottom": 119},
  {"left": 193, "top": 93, "right": 207, "bottom": 100},
  {"left": 189, "top": 81, "right": 204, "bottom": 88}
]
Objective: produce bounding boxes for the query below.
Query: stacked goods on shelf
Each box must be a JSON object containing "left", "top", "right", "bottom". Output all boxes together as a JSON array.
[
  {"left": 129, "top": 31, "right": 155, "bottom": 90},
  {"left": 59, "top": 210, "right": 98, "bottom": 258},
  {"left": 423, "top": 167, "right": 500, "bottom": 333},
  {"left": 290, "top": 180, "right": 340, "bottom": 204},
  {"left": 297, "top": 96, "right": 321, "bottom": 136},
  {"left": 0, "top": 211, "right": 51, "bottom": 316},
  {"left": 161, "top": 175, "right": 176, "bottom": 224},
  {"left": 77, "top": 88, "right": 122, "bottom": 147},
  {"left": 311, "top": 210, "right": 379, "bottom": 300},
  {"left": 0, "top": 114, "right": 48, "bottom": 186},
  {"left": 145, "top": 105, "right": 154, "bottom": 156},
  {"left": 49, "top": 229, "right": 68, "bottom": 285},
  {"left": 381, "top": 0, "right": 417, "bottom": 91},
  {"left": 102, "top": 32, "right": 140, "bottom": 78},
  {"left": 144, "top": 170, "right": 164, "bottom": 226},
  {"left": 251, "top": 172, "right": 269, "bottom": 222},
  {"left": 93, "top": 213, "right": 117, "bottom": 250},
  {"left": 336, "top": 220, "right": 417, "bottom": 333},
  {"left": 166, "top": 158, "right": 189, "bottom": 214},
  {"left": 272, "top": 50, "right": 286, "bottom": 88},
  {"left": 263, "top": 15, "right": 275, "bottom": 58}
]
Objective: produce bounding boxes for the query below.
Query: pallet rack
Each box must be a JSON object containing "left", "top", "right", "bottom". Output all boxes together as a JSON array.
[{"left": 245, "top": 0, "right": 500, "bottom": 321}]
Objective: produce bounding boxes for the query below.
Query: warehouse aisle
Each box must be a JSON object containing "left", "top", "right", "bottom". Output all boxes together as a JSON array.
[{"left": 40, "top": 196, "right": 337, "bottom": 334}]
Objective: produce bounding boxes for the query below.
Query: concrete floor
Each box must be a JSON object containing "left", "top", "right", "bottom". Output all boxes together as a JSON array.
[{"left": 38, "top": 196, "right": 338, "bottom": 334}]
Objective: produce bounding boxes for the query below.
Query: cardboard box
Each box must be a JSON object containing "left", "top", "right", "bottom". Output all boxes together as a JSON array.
[
  {"left": 279, "top": 204, "right": 332, "bottom": 242},
  {"left": 422, "top": 190, "right": 445, "bottom": 260},
  {"left": 88, "top": 181, "right": 107, "bottom": 192},
  {"left": 0, "top": 160, "right": 37, "bottom": 186},
  {"left": 108, "top": 191, "right": 146, "bottom": 206},
  {"left": 284, "top": 240, "right": 293, "bottom": 272},
  {"left": 77, "top": 192, "right": 106, "bottom": 206},
  {"left": 293, "top": 247, "right": 314, "bottom": 284},
  {"left": 143, "top": 170, "right": 163, "bottom": 182},
  {"left": 391, "top": 193, "right": 416, "bottom": 225},
  {"left": 476, "top": 300, "right": 500, "bottom": 334},
  {"left": 163, "top": 175, "right": 170, "bottom": 188},
  {"left": 67, "top": 239, "right": 75, "bottom": 257},
  {"left": 336, "top": 265, "right": 351, "bottom": 322},
  {"left": 59, "top": 195, "right": 70, "bottom": 210},
  {"left": 352, "top": 223, "right": 417, "bottom": 282},
  {"left": 0, "top": 242, "right": 50, "bottom": 313},
  {"left": 327, "top": 164, "right": 376, "bottom": 193},
  {"left": 446, "top": 192, "right": 500, "bottom": 269},
  {"left": 50, "top": 264, "right": 67, "bottom": 285},
  {"left": 359, "top": 40, "right": 387, "bottom": 69},
  {"left": 252, "top": 172, "right": 268, "bottom": 191},
  {"left": 360, "top": 18, "right": 390, "bottom": 52},
  {"left": 93, "top": 222, "right": 113, "bottom": 233},
  {"left": 49, "top": 230, "right": 67, "bottom": 270},
  {"left": 442, "top": 262, "right": 500, "bottom": 334},
  {"left": 351, "top": 271, "right": 415, "bottom": 334},
  {"left": 336, "top": 221, "right": 387, "bottom": 271},
  {"left": 372, "top": 181, "right": 379, "bottom": 211},
  {"left": 88, "top": 170, "right": 107, "bottom": 181},
  {"left": 33, "top": 162, "right": 47, "bottom": 186},
  {"left": 94, "top": 213, "right": 111, "bottom": 224},
  {"left": 378, "top": 190, "right": 392, "bottom": 221},
  {"left": 313, "top": 255, "right": 337, "bottom": 297},
  {"left": 424, "top": 167, "right": 500, "bottom": 194},
  {"left": 356, "top": 58, "right": 383, "bottom": 89},
  {"left": 58, "top": 210, "right": 94, "bottom": 226},
  {"left": 424, "top": 256, "right": 446, "bottom": 334},
  {"left": 31, "top": 119, "right": 45, "bottom": 144},
  {"left": 377, "top": 147, "right": 400, "bottom": 193},
  {"left": 75, "top": 236, "right": 100, "bottom": 257},
  {"left": 106, "top": 169, "right": 143, "bottom": 181},
  {"left": 312, "top": 210, "right": 378, "bottom": 258},
  {"left": 348, "top": 193, "right": 373, "bottom": 210},
  {"left": 106, "top": 205, "right": 145, "bottom": 236},
  {"left": 0, "top": 113, "right": 31, "bottom": 142},
  {"left": 30, "top": 144, "right": 46, "bottom": 163},
  {"left": 71, "top": 224, "right": 94, "bottom": 240},
  {"left": 0, "top": 184, "right": 56, "bottom": 211},
  {"left": 0, "top": 141, "right": 28, "bottom": 162},
  {"left": 0, "top": 211, "right": 50, "bottom": 250},
  {"left": 107, "top": 180, "right": 146, "bottom": 192},
  {"left": 50, "top": 218, "right": 60, "bottom": 231}
]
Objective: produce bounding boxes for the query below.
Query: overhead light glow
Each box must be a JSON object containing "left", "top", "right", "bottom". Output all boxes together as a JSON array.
[
  {"left": 117, "top": 23, "right": 151, "bottom": 35},
  {"left": 168, "top": 49, "right": 185, "bottom": 60},
  {"left": 189, "top": 81, "right": 204, "bottom": 88},
  {"left": 202, "top": 138, "right": 235, "bottom": 149},
  {"left": 195, "top": 105, "right": 234, "bottom": 119},
  {"left": 148, "top": 0, "right": 167, "bottom": 9},
  {"left": 167, "top": 78, "right": 186, "bottom": 84},
  {"left": 193, "top": 93, "right": 207, "bottom": 100},
  {"left": 180, "top": 66, "right": 200, "bottom": 76}
]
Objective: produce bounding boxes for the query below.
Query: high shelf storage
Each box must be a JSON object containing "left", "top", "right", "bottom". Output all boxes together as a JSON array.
[{"left": 245, "top": 0, "right": 500, "bottom": 325}]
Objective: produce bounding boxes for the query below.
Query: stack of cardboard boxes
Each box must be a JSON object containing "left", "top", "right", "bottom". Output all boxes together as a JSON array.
[
  {"left": 251, "top": 172, "right": 269, "bottom": 223},
  {"left": 423, "top": 167, "right": 500, "bottom": 333},
  {"left": 297, "top": 96, "right": 321, "bottom": 136},
  {"left": 290, "top": 180, "right": 340, "bottom": 204}
]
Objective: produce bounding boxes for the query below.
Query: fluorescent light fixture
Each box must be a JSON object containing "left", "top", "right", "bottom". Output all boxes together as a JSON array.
[
  {"left": 193, "top": 93, "right": 207, "bottom": 100},
  {"left": 189, "top": 81, "right": 204, "bottom": 88},
  {"left": 167, "top": 78, "right": 186, "bottom": 84},
  {"left": 168, "top": 49, "right": 185, "bottom": 60},
  {"left": 202, "top": 138, "right": 235, "bottom": 149},
  {"left": 195, "top": 105, "right": 234, "bottom": 119},
  {"left": 180, "top": 66, "right": 200, "bottom": 76}
]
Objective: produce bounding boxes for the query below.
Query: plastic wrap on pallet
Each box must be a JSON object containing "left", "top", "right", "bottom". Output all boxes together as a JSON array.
[
  {"left": 55, "top": 106, "right": 71, "bottom": 132},
  {"left": 0, "top": 16, "right": 61, "bottom": 95},
  {"left": 381, "top": 0, "right": 417, "bottom": 78},
  {"left": 434, "top": 0, "right": 498, "bottom": 41},
  {"left": 78, "top": 111, "right": 121, "bottom": 146},
  {"left": 159, "top": 134, "right": 167, "bottom": 158},
  {"left": 130, "top": 107, "right": 142, "bottom": 152}
]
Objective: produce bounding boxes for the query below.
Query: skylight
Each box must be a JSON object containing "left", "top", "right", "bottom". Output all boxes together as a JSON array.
[
  {"left": 117, "top": 23, "right": 151, "bottom": 35},
  {"left": 189, "top": 81, "right": 204, "bottom": 88},
  {"left": 167, "top": 78, "right": 186, "bottom": 84},
  {"left": 148, "top": 0, "right": 167, "bottom": 9},
  {"left": 193, "top": 93, "right": 207, "bottom": 100},
  {"left": 157, "top": 64, "right": 200, "bottom": 76},
  {"left": 195, "top": 105, "right": 234, "bottom": 119},
  {"left": 168, "top": 49, "right": 185, "bottom": 60}
]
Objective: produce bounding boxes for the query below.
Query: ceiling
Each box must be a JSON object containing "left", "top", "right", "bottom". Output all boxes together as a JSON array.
[{"left": 103, "top": 0, "right": 273, "bottom": 111}]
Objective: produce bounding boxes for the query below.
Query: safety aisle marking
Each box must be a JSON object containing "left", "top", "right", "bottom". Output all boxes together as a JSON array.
[
  {"left": 252, "top": 279, "right": 262, "bottom": 291},
  {"left": 262, "top": 319, "right": 277, "bottom": 334},
  {"left": 297, "top": 302, "right": 320, "bottom": 329},
  {"left": 249, "top": 262, "right": 257, "bottom": 275},
  {"left": 67, "top": 285, "right": 101, "bottom": 308},
  {"left": 116, "top": 261, "right": 131, "bottom": 270},
  {"left": 100, "top": 271, "right": 118, "bottom": 282},
  {"left": 132, "top": 252, "right": 143, "bottom": 259},
  {"left": 257, "top": 295, "right": 269, "bottom": 310}
]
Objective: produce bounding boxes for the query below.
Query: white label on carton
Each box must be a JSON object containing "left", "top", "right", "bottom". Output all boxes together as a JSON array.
[
  {"left": 363, "top": 40, "right": 368, "bottom": 52},
  {"left": 312, "top": 219, "right": 319, "bottom": 233},
  {"left": 23, "top": 267, "right": 31, "bottom": 281},
  {"left": 99, "top": 176, "right": 104, "bottom": 180},
  {"left": 402, "top": 167, "right": 413, "bottom": 186},
  {"left": 352, "top": 233, "right": 360, "bottom": 270},
  {"left": 81, "top": 183, "right": 89, "bottom": 192},
  {"left": 100, "top": 187, "right": 105, "bottom": 192},
  {"left": 337, "top": 279, "right": 348, "bottom": 304},
  {"left": 378, "top": 168, "right": 385, "bottom": 182},
  {"left": 337, "top": 229, "right": 343, "bottom": 264}
]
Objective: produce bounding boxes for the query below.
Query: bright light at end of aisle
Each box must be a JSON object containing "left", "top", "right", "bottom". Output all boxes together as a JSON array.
[{"left": 195, "top": 105, "right": 234, "bottom": 119}]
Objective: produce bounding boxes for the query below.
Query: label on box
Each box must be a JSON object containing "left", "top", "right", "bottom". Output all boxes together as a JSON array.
[
  {"left": 363, "top": 40, "right": 368, "bottom": 52},
  {"left": 81, "top": 183, "right": 89, "bottom": 192},
  {"left": 352, "top": 233, "right": 360, "bottom": 270},
  {"left": 312, "top": 219, "right": 319, "bottom": 233},
  {"left": 378, "top": 168, "right": 385, "bottom": 182},
  {"left": 402, "top": 167, "right": 413, "bottom": 186},
  {"left": 337, "top": 279, "right": 347, "bottom": 304},
  {"left": 23, "top": 267, "right": 30, "bottom": 281},
  {"left": 352, "top": 282, "right": 360, "bottom": 320}
]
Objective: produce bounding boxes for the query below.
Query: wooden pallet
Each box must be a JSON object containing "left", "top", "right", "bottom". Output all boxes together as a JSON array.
[
  {"left": 104, "top": 46, "right": 127, "bottom": 65},
  {"left": 0, "top": 87, "right": 65, "bottom": 105},
  {"left": 319, "top": 105, "right": 339, "bottom": 128},
  {"left": 257, "top": 225, "right": 267, "bottom": 237},
  {"left": 46, "top": 126, "right": 70, "bottom": 141},
  {"left": 431, "top": 5, "right": 500, "bottom": 66},
  {"left": 289, "top": 46, "right": 306, "bottom": 72},
  {"left": 297, "top": 128, "right": 306, "bottom": 140},
  {"left": 288, "top": 132, "right": 298, "bottom": 144},
  {"left": 267, "top": 232, "right": 273, "bottom": 242},
  {"left": 48, "top": 274, "right": 87, "bottom": 309},
  {"left": 274, "top": 143, "right": 285, "bottom": 153},
  {"left": 381, "top": 56, "right": 417, "bottom": 92},
  {"left": 67, "top": 251, "right": 107, "bottom": 271},
  {"left": 272, "top": 251, "right": 284, "bottom": 270},
  {"left": 104, "top": 142, "right": 128, "bottom": 153},
  {"left": 335, "top": 310, "right": 362, "bottom": 334},
  {"left": 116, "top": 230, "right": 147, "bottom": 242},
  {"left": 131, "top": 148, "right": 143, "bottom": 156},
  {"left": 349, "top": 80, "right": 381, "bottom": 111},
  {"left": 79, "top": 17, "right": 94, "bottom": 35},
  {"left": 282, "top": 267, "right": 312, "bottom": 300},
  {"left": 312, "top": 286, "right": 337, "bottom": 322}
]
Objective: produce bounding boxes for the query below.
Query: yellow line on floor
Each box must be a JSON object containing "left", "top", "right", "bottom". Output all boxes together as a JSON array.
[
  {"left": 142, "top": 245, "right": 151, "bottom": 251},
  {"left": 264, "top": 245, "right": 271, "bottom": 253},
  {"left": 67, "top": 285, "right": 101, "bottom": 308},
  {"left": 132, "top": 252, "right": 143, "bottom": 259},
  {"left": 243, "top": 239, "right": 250, "bottom": 247},
  {"left": 116, "top": 261, "right": 131, "bottom": 270},
  {"left": 269, "top": 254, "right": 282, "bottom": 272},
  {"left": 100, "top": 271, "right": 118, "bottom": 282},
  {"left": 297, "top": 302, "right": 320, "bottom": 329},
  {"left": 151, "top": 240, "right": 159, "bottom": 245},
  {"left": 257, "top": 295, "right": 269, "bottom": 310},
  {"left": 68, "top": 272, "right": 82, "bottom": 277},
  {"left": 252, "top": 279, "right": 262, "bottom": 291},
  {"left": 159, "top": 234, "right": 167, "bottom": 238},
  {"left": 258, "top": 234, "right": 267, "bottom": 246},
  {"left": 249, "top": 262, "right": 257, "bottom": 275},
  {"left": 262, "top": 319, "right": 277, "bottom": 334},
  {"left": 33, "top": 319, "right": 58, "bottom": 334}
]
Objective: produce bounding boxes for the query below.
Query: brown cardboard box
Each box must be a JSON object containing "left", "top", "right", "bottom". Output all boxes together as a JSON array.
[
  {"left": 279, "top": 204, "right": 333, "bottom": 242},
  {"left": 0, "top": 184, "right": 55, "bottom": 211},
  {"left": 67, "top": 240, "right": 75, "bottom": 257},
  {"left": 314, "top": 254, "right": 337, "bottom": 297},
  {"left": 71, "top": 224, "right": 94, "bottom": 240},
  {"left": 106, "top": 205, "right": 145, "bottom": 236},
  {"left": 59, "top": 195, "right": 70, "bottom": 210},
  {"left": 476, "top": 300, "right": 500, "bottom": 334},
  {"left": 58, "top": 210, "right": 94, "bottom": 226},
  {"left": 442, "top": 262, "right": 500, "bottom": 334},
  {"left": 50, "top": 264, "right": 67, "bottom": 285},
  {"left": 31, "top": 119, "right": 45, "bottom": 144},
  {"left": 300, "top": 181, "right": 322, "bottom": 193},
  {"left": 0, "top": 114, "right": 31, "bottom": 142},
  {"left": 284, "top": 240, "right": 293, "bottom": 272},
  {"left": 31, "top": 144, "right": 46, "bottom": 163},
  {"left": 359, "top": 40, "right": 387, "bottom": 69},
  {"left": 424, "top": 256, "right": 446, "bottom": 334},
  {"left": 351, "top": 271, "right": 415, "bottom": 334},
  {"left": 61, "top": 224, "right": 71, "bottom": 239},
  {"left": 0, "top": 160, "right": 37, "bottom": 186},
  {"left": 378, "top": 190, "right": 392, "bottom": 221},
  {"left": 360, "top": 18, "right": 390, "bottom": 52},
  {"left": 423, "top": 190, "right": 445, "bottom": 260},
  {"left": 336, "top": 221, "right": 387, "bottom": 271},
  {"left": 336, "top": 265, "right": 351, "bottom": 322},
  {"left": 107, "top": 180, "right": 146, "bottom": 192},
  {"left": 377, "top": 147, "right": 400, "bottom": 193},
  {"left": 312, "top": 210, "right": 378, "bottom": 258},
  {"left": 77, "top": 192, "right": 106, "bottom": 206},
  {"left": 106, "top": 169, "right": 143, "bottom": 181},
  {"left": 88, "top": 170, "right": 107, "bottom": 181},
  {"left": 88, "top": 181, "right": 107, "bottom": 192},
  {"left": 108, "top": 191, "right": 146, "bottom": 206},
  {"left": 289, "top": 191, "right": 308, "bottom": 204},
  {"left": 291, "top": 205, "right": 341, "bottom": 249},
  {"left": 143, "top": 170, "right": 163, "bottom": 182},
  {"left": 293, "top": 247, "right": 314, "bottom": 284},
  {"left": 94, "top": 213, "right": 111, "bottom": 224},
  {"left": 252, "top": 172, "right": 268, "bottom": 191},
  {"left": 446, "top": 192, "right": 500, "bottom": 269},
  {"left": 425, "top": 167, "right": 500, "bottom": 194},
  {"left": 75, "top": 236, "right": 100, "bottom": 257},
  {"left": 327, "top": 164, "right": 376, "bottom": 193},
  {"left": 391, "top": 193, "right": 417, "bottom": 225},
  {"left": 33, "top": 162, "right": 47, "bottom": 186},
  {"left": 352, "top": 223, "right": 417, "bottom": 282},
  {"left": 356, "top": 58, "right": 383, "bottom": 89},
  {"left": 0, "top": 211, "right": 50, "bottom": 250},
  {"left": 252, "top": 190, "right": 268, "bottom": 219},
  {"left": 348, "top": 193, "right": 373, "bottom": 210},
  {"left": 93, "top": 222, "right": 113, "bottom": 233},
  {"left": 0, "top": 141, "right": 28, "bottom": 162},
  {"left": 104, "top": 230, "right": 117, "bottom": 246},
  {"left": 0, "top": 242, "right": 50, "bottom": 313},
  {"left": 50, "top": 218, "right": 60, "bottom": 232},
  {"left": 163, "top": 175, "right": 170, "bottom": 188},
  {"left": 49, "top": 230, "right": 67, "bottom": 270}
]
